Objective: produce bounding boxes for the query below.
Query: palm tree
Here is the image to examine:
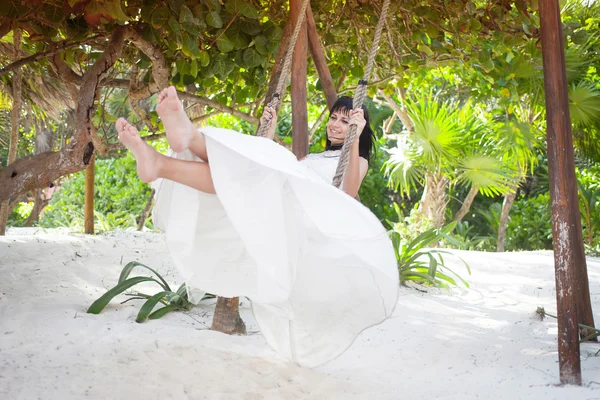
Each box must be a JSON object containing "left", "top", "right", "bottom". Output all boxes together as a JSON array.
[{"left": 384, "top": 92, "right": 518, "bottom": 230}]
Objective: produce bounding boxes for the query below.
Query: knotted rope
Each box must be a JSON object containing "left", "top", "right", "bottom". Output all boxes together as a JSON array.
[
  {"left": 256, "top": 0, "right": 311, "bottom": 138},
  {"left": 331, "top": 0, "right": 390, "bottom": 188}
]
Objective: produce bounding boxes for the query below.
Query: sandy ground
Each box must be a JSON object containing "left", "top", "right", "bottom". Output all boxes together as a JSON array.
[{"left": 1, "top": 228, "right": 599, "bottom": 400}]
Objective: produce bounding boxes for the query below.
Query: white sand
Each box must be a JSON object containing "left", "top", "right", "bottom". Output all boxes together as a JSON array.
[{"left": 1, "top": 228, "right": 599, "bottom": 400}]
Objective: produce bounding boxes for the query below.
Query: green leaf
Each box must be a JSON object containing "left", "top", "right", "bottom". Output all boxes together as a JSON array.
[
  {"left": 198, "top": 50, "right": 210, "bottom": 67},
  {"left": 216, "top": 35, "right": 234, "bottom": 53},
  {"left": 239, "top": 20, "right": 262, "bottom": 35},
  {"left": 227, "top": 24, "right": 251, "bottom": 49},
  {"left": 136, "top": 291, "right": 171, "bottom": 323},
  {"left": 168, "top": 16, "right": 182, "bottom": 36},
  {"left": 148, "top": 305, "right": 179, "bottom": 320},
  {"left": 176, "top": 283, "right": 187, "bottom": 297},
  {"left": 87, "top": 276, "right": 161, "bottom": 314},
  {"left": 151, "top": 7, "right": 170, "bottom": 29},
  {"left": 254, "top": 35, "right": 269, "bottom": 55},
  {"left": 242, "top": 48, "right": 263, "bottom": 68},
  {"left": 417, "top": 44, "right": 434, "bottom": 56},
  {"left": 229, "top": 0, "right": 260, "bottom": 19},
  {"left": 118, "top": 261, "right": 171, "bottom": 292},
  {"left": 190, "top": 58, "right": 198, "bottom": 77},
  {"left": 179, "top": 5, "right": 195, "bottom": 24},
  {"left": 204, "top": 0, "right": 222, "bottom": 12},
  {"left": 206, "top": 11, "right": 223, "bottom": 28},
  {"left": 166, "top": 0, "right": 184, "bottom": 14},
  {"left": 265, "top": 25, "right": 283, "bottom": 41},
  {"left": 176, "top": 59, "right": 190, "bottom": 75},
  {"left": 211, "top": 58, "right": 228, "bottom": 79},
  {"left": 182, "top": 32, "right": 201, "bottom": 58}
]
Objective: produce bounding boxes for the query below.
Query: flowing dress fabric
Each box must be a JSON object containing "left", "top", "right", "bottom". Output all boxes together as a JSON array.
[{"left": 152, "top": 127, "right": 399, "bottom": 367}]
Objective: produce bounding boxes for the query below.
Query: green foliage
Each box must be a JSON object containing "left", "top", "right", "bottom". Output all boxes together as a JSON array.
[
  {"left": 385, "top": 92, "right": 517, "bottom": 200},
  {"left": 505, "top": 193, "right": 553, "bottom": 251},
  {"left": 390, "top": 219, "right": 470, "bottom": 289},
  {"left": 38, "top": 153, "right": 152, "bottom": 231},
  {"left": 576, "top": 165, "right": 600, "bottom": 254},
  {"left": 358, "top": 137, "right": 397, "bottom": 226},
  {"left": 87, "top": 261, "right": 214, "bottom": 322}
]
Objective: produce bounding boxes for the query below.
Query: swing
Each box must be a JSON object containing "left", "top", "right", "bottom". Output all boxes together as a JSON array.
[
  {"left": 150, "top": 0, "right": 399, "bottom": 368},
  {"left": 255, "top": 0, "right": 392, "bottom": 189}
]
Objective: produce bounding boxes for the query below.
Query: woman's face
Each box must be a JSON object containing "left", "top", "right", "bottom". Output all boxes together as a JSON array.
[{"left": 326, "top": 110, "right": 351, "bottom": 145}]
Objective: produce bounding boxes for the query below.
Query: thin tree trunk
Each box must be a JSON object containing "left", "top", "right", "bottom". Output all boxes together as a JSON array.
[
  {"left": 453, "top": 186, "right": 479, "bottom": 224},
  {"left": 290, "top": 0, "right": 308, "bottom": 159},
  {"left": 496, "top": 191, "right": 517, "bottom": 252},
  {"left": 0, "top": 26, "right": 23, "bottom": 236},
  {"left": 379, "top": 90, "right": 413, "bottom": 132},
  {"left": 540, "top": 0, "right": 585, "bottom": 384},
  {"left": 419, "top": 174, "right": 448, "bottom": 229},
  {"left": 23, "top": 189, "right": 47, "bottom": 227},
  {"left": 84, "top": 155, "right": 94, "bottom": 234},
  {"left": 261, "top": 15, "right": 293, "bottom": 114},
  {"left": 210, "top": 296, "right": 246, "bottom": 335},
  {"left": 306, "top": 4, "right": 337, "bottom": 109},
  {"left": 137, "top": 188, "right": 155, "bottom": 231}
]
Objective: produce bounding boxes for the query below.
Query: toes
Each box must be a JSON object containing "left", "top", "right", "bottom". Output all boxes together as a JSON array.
[
  {"left": 158, "top": 88, "right": 168, "bottom": 102},
  {"left": 167, "top": 86, "right": 177, "bottom": 98},
  {"left": 116, "top": 117, "right": 128, "bottom": 132}
]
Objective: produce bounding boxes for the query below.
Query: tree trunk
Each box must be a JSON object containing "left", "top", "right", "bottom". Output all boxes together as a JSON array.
[
  {"left": 137, "top": 188, "right": 155, "bottom": 231},
  {"left": 0, "top": 26, "right": 127, "bottom": 202},
  {"left": 453, "top": 185, "right": 479, "bottom": 224},
  {"left": 0, "top": 26, "right": 22, "bottom": 235},
  {"left": 261, "top": 15, "right": 293, "bottom": 114},
  {"left": 306, "top": 4, "right": 337, "bottom": 110},
  {"left": 540, "top": 0, "right": 587, "bottom": 384},
  {"left": 84, "top": 156, "right": 94, "bottom": 234},
  {"left": 23, "top": 189, "right": 48, "bottom": 227},
  {"left": 210, "top": 296, "right": 246, "bottom": 335},
  {"left": 379, "top": 90, "right": 414, "bottom": 132},
  {"left": 290, "top": 0, "right": 309, "bottom": 159},
  {"left": 419, "top": 174, "right": 448, "bottom": 228},
  {"left": 496, "top": 191, "right": 517, "bottom": 252}
]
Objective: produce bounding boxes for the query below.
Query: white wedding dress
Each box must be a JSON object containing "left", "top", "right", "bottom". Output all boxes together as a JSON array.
[{"left": 152, "top": 127, "right": 399, "bottom": 367}]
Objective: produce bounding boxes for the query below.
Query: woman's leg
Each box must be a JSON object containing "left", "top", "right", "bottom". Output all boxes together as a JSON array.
[
  {"left": 116, "top": 118, "right": 216, "bottom": 194},
  {"left": 157, "top": 86, "right": 208, "bottom": 161}
]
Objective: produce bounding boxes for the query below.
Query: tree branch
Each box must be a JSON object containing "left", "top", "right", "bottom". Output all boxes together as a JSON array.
[
  {"left": 0, "top": 26, "right": 128, "bottom": 201},
  {"left": 0, "top": 34, "right": 109, "bottom": 78},
  {"left": 125, "top": 26, "right": 170, "bottom": 92}
]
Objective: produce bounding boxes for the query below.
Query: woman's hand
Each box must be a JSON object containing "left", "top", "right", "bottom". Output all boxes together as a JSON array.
[
  {"left": 349, "top": 108, "right": 366, "bottom": 148},
  {"left": 259, "top": 105, "right": 278, "bottom": 140}
]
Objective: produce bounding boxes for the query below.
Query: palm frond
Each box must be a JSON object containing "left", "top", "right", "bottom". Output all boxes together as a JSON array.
[
  {"left": 569, "top": 82, "right": 600, "bottom": 126},
  {"left": 456, "top": 155, "right": 517, "bottom": 197}
]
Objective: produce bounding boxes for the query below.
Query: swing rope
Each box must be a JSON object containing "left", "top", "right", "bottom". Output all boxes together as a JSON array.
[
  {"left": 331, "top": 0, "right": 390, "bottom": 189},
  {"left": 256, "top": 0, "right": 311, "bottom": 138},
  {"left": 256, "top": 0, "right": 391, "bottom": 191}
]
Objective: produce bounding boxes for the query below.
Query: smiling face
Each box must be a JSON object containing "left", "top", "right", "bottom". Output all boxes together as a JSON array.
[{"left": 326, "top": 109, "right": 351, "bottom": 145}]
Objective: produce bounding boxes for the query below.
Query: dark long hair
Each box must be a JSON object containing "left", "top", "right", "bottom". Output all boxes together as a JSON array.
[{"left": 325, "top": 96, "right": 375, "bottom": 162}]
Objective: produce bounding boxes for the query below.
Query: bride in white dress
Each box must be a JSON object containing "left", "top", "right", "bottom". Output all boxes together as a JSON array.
[{"left": 116, "top": 87, "right": 399, "bottom": 367}]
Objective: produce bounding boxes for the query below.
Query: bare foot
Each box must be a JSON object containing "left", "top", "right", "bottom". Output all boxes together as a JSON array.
[
  {"left": 116, "top": 118, "right": 161, "bottom": 182},
  {"left": 156, "top": 86, "right": 193, "bottom": 153}
]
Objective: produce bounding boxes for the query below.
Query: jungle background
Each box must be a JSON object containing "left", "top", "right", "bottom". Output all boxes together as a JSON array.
[{"left": 2, "top": 0, "right": 600, "bottom": 260}]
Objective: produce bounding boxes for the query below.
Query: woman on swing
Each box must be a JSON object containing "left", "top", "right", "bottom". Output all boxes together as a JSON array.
[{"left": 117, "top": 86, "right": 399, "bottom": 367}]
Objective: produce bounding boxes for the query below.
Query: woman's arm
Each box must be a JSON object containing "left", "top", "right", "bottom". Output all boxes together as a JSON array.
[
  {"left": 341, "top": 109, "right": 368, "bottom": 197},
  {"left": 342, "top": 141, "right": 368, "bottom": 197}
]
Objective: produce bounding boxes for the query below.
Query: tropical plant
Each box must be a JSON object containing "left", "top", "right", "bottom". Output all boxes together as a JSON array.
[
  {"left": 388, "top": 201, "right": 469, "bottom": 288},
  {"left": 505, "top": 193, "right": 554, "bottom": 251},
  {"left": 384, "top": 92, "right": 517, "bottom": 230},
  {"left": 87, "top": 261, "right": 214, "bottom": 322}
]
